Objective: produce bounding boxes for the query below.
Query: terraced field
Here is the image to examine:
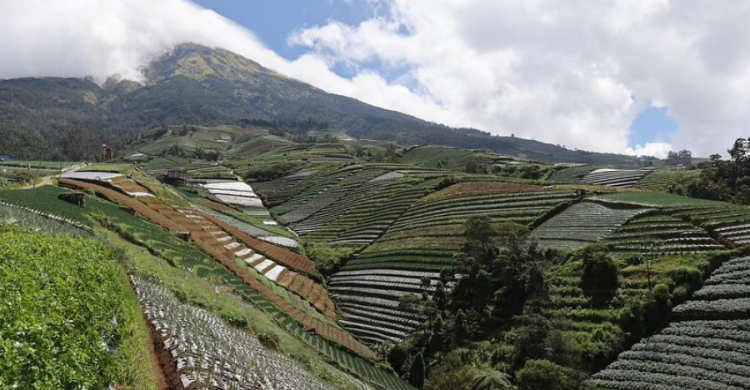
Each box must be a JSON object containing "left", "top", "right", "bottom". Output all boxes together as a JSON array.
[
  {"left": 633, "top": 168, "right": 703, "bottom": 191},
  {"left": 276, "top": 168, "right": 387, "bottom": 224},
  {"left": 330, "top": 184, "right": 576, "bottom": 345},
  {"left": 532, "top": 202, "right": 646, "bottom": 250},
  {"left": 591, "top": 192, "right": 750, "bottom": 248},
  {"left": 134, "top": 277, "right": 342, "bottom": 390},
  {"left": 591, "top": 256, "right": 750, "bottom": 390},
  {"left": 547, "top": 165, "right": 599, "bottom": 184},
  {"left": 298, "top": 174, "right": 431, "bottom": 246},
  {"left": 604, "top": 213, "right": 724, "bottom": 256},
  {"left": 580, "top": 168, "right": 654, "bottom": 187},
  {"left": 9, "top": 181, "right": 413, "bottom": 390},
  {"left": 252, "top": 169, "right": 320, "bottom": 206},
  {"left": 390, "top": 187, "right": 576, "bottom": 230}
]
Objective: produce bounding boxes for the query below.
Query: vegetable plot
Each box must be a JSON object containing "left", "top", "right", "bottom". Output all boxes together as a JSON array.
[
  {"left": 0, "top": 228, "right": 139, "bottom": 389},
  {"left": 531, "top": 201, "right": 646, "bottom": 250},
  {"left": 133, "top": 277, "right": 342, "bottom": 390},
  {"left": 591, "top": 256, "right": 750, "bottom": 390}
]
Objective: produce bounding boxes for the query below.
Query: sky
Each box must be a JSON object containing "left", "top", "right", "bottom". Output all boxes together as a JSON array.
[{"left": 2, "top": 1, "right": 750, "bottom": 158}]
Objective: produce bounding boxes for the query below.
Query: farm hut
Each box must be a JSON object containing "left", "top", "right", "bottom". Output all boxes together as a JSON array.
[
  {"left": 163, "top": 170, "right": 192, "bottom": 186},
  {"left": 0, "top": 154, "right": 15, "bottom": 162}
]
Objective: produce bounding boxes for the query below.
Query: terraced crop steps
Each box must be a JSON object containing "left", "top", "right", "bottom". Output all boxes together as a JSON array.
[
  {"left": 532, "top": 201, "right": 646, "bottom": 250},
  {"left": 580, "top": 168, "right": 654, "bottom": 187},
  {"left": 326, "top": 183, "right": 576, "bottom": 346},
  {"left": 135, "top": 277, "right": 342, "bottom": 390},
  {"left": 591, "top": 256, "right": 750, "bottom": 390},
  {"left": 604, "top": 213, "right": 724, "bottom": 255}
]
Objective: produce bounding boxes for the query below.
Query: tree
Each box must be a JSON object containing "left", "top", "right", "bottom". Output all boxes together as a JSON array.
[
  {"left": 388, "top": 344, "right": 409, "bottom": 375},
  {"left": 471, "top": 371, "right": 514, "bottom": 390},
  {"left": 424, "top": 350, "right": 479, "bottom": 390},
  {"left": 452, "top": 309, "right": 472, "bottom": 344},
  {"left": 506, "top": 315, "right": 552, "bottom": 370},
  {"left": 463, "top": 216, "right": 498, "bottom": 266},
  {"left": 385, "top": 144, "right": 397, "bottom": 162},
  {"left": 729, "top": 138, "right": 749, "bottom": 162},
  {"left": 579, "top": 245, "right": 619, "bottom": 307},
  {"left": 666, "top": 149, "right": 693, "bottom": 167},
  {"left": 465, "top": 160, "right": 484, "bottom": 174},
  {"left": 515, "top": 360, "right": 585, "bottom": 390},
  {"left": 409, "top": 353, "right": 426, "bottom": 389}
]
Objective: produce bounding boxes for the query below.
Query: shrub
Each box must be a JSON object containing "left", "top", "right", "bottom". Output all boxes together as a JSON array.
[
  {"left": 669, "top": 267, "right": 702, "bottom": 291},
  {"left": 579, "top": 246, "right": 619, "bottom": 307},
  {"left": 436, "top": 176, "right": 458, "bottom": 191},
  {"left": 425, "top": 350, "right": 480, "bottom": 390},
  {"left": 243, "top": 162, "right": 303, "bottom": 182},
  {"left": 257, "top": 332, "right": 280, "bottom": 350},
  {"left": 305, "top": 244, "right": 356, "bottom": 280},
  {"left": 471, "top": 371, "right": 514, "bottom": 390},
  {"left": 624, "top": 253, "right": 644, "bottom": 266},
  {"left": 516, "top": 359, "right": 586, "bottom": 390}
]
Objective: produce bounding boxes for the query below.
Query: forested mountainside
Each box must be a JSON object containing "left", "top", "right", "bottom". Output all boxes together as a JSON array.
[{"left": 0, "top": 43, "right": 640, "bottom": 165}]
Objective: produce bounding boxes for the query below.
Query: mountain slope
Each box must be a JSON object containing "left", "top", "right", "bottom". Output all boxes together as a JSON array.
[{"left": 0, "top": 43, "right": 640, "bottom": 165}]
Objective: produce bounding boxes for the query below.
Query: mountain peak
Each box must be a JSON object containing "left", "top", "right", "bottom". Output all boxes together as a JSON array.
[{"left": 144, "top": 43, "right": 280, "bottom": 83}]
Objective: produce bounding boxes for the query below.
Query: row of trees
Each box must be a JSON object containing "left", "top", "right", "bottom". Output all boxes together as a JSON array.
[{"left": 670, "top": 139, "right": 750, "bottom": 203}]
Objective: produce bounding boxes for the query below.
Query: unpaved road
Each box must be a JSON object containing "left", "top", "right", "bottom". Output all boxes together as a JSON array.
[{"left": 20, "top": 163, "right": 87, "bottom": 189}]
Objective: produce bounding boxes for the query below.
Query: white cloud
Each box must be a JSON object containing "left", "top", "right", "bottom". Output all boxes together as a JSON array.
[
  {"left": 625, "top": 142, "right": 673, "bottom": 159},
  {"left": 288, "top": 0, "right": 750, "bottom": 157},
  {"left": 3, "top": 0, "right": 750, "bottom": 157}
]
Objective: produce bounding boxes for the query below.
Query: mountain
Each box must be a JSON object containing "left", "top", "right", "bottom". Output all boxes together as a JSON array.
[{"left": 0, "top": 43, "right": 640, "bottom": 165}]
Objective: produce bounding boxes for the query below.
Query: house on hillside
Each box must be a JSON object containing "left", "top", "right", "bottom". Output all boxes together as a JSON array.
[
  {"left": 162, "top": 170, "right": 192, "bottom": 186},
  {"left": 0, "top": 154, "right": 15, "bottom": 162}
]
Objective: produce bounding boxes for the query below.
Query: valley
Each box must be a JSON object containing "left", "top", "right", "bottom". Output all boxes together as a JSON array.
[{"left": 2, "top": 119, "right": 750, "bottom": 390}]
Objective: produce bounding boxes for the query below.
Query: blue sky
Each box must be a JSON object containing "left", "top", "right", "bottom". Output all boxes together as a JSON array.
[
  {"left": 191, "top": 0, "right": 676, "bottom": 152},
  {"left": 630, "top": 106, "right": 679, "bottom": 147},
  {"left": 192, "top": 0, "right": 375, "bottom": 59}
]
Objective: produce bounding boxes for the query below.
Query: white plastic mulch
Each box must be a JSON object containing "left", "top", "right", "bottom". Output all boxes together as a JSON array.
[
  {"left": 127, "top": 192, "right": 155, "bottom": 197},
  {"left": 265, "top": 265, "right": 287, "bottom": 281},
  {"left": 259, "top": 236, "right": 299, "bottom": 249},
  {"left": 214, "top": 195, "right": 264, "bottom": 208},
  {"left": 262, "top": 220, "right": 278, "bottom": 226},
  {"left": 254, "top": 259, "right": 275, "bottom": 273},
  {"left": 60, "top": 172, "right": 123, "bottom": 181},
  {"left": 247, "top": 253, "right": 265, "bottom": 263},
  {"left": 235, "top": 248, "right": 253, "bottom": 257},
  {"left": 206, "top": 188, "right": 259, "bottom": 196},
  {"left": 201, "top": 181, "right": 256, "bottom": 192},
  {"left": 369, "top": 172, "right": 404, "bottom": 182}
]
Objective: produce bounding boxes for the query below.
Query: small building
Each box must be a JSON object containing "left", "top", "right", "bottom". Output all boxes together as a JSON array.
[
  {"left": 0, "top": 154, "right": 15, "bottom": 162},
  {"left": 163, "top": 170, "right": 192, "bottom": 186}
]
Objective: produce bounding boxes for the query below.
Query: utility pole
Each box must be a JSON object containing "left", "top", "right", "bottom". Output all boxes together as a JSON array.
[{"left": 32, "top": 160, "right": 41, "bottom": 189}]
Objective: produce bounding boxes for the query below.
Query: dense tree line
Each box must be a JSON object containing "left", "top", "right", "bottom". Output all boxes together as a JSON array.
[
  {"left": 671, "top": 139, "right": 750, "bottom": 203},
  {"left": 387, "top": 217, "right": 680, "bottom": 390}
]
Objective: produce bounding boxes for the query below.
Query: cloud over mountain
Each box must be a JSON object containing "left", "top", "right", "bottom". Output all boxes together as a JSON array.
[{"left": 2, "top": 0, "right": 750, "bottom": 157}]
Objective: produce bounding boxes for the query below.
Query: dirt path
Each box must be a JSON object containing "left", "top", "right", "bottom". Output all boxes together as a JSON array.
[
  {"left": 144, "top": 312, "right": 171, "bottom": 390},
  {"left": 19, "top": 163, "right": 87, "bottom": 189}
]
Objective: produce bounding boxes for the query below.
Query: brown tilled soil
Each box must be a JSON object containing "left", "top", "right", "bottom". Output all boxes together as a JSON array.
[
  {"left": 422, "top": 181, "right": 550, "bottom": 202},
  {"left": 145, "top": 312, "right": 172, "bottom": 390}
]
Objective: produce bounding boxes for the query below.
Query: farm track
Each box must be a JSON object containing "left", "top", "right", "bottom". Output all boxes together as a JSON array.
[
  {"left": 142, "top": 298, "right": 178, "bottom": 390},
  {"left": 59, "top": 178, "right": 377, "bottom": 361}
]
